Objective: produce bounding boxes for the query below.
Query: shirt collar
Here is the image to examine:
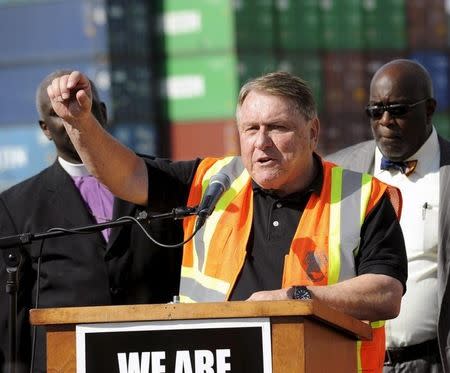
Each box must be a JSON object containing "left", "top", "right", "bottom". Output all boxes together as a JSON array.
[
  {"left": 58, "top": 157, "right": 90, "bottom": 177},
  {"left": 374, "top": 126, "right": 439, "bottom": 177}
]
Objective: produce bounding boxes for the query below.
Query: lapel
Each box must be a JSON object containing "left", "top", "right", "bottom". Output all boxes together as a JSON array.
[
  {"left": 355, "top": 141, "right": 377, "bottom": 173},
  {"left": 437, "top": 136, "right": 450, "bottom": 302},
  {"left": 46, "top": 161, "right": 105, "bottom": 246}
]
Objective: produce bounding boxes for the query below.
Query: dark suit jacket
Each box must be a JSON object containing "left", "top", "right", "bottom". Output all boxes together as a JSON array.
[
  {"left": 326, "top": 136, "right": 450, "bottom": 371},
  {"left": 0, "top": 161, "right": 183, "bottom": 373}
]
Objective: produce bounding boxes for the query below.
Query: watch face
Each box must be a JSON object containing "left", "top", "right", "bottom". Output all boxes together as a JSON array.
[{"left": 293, "top": 286, "right": 312, "bottom": 300}]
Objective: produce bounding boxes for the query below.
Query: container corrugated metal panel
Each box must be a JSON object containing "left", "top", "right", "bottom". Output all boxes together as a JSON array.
[
  {"left": 109, "top": 62, "right": 155, "bottom": 123},
  {"left": 0, "top": 58, "right": 111, "bottom": 125},
  {"left": 110, "top": 123, "right": 158, "bottom": 155},
  {"left": 171, "top": 119, "right": 239, "bottom": 160},
  {"left": 407, "top": 0, "right": 448, "bottom": 49},
  {"left": 0, "top": 125, "right": 56, "bottom": 191},
  {"left": 160, "top": 53, "right": 239, "bottom": 121},
  {"left": 363, "top": 0, "right": 407, "bottom": 49},
  {"left": 160, "top": 51, "right": 279, "bottom": 122},
  {"left": 410, "top": 51, "right": 449, "bottom": 112},
  {"left": 238, "top": 52, "right": 277, "bottom": 86},
  {"left": 0, "top": 0, "right": 108, "bottom": 63},
  {"left": 156, "top": 0, "right": 235, "bottom": 55},
  {"left": 156, "top": 0, "right": 274, "bottom": 56},
  {"left": 234, "top": 0, "right": 275, "bottom": 50},
  {"left": 277, "top": 53, "right": 323, "bottom": 111},
  {"left": 319, "top": 0, "right": 364, "bottom": 50},
  {"left": 319, "top": 112, "right": 371, "bottom": 155},
  {"left": 276, "top": 0, "right": 320, "bottom": 51},
  {"left": 323, "top": 52, "right": 367, "bottom": 114},
  {"left": 107, "top": 0, "right": 152, "bottom": 58}
]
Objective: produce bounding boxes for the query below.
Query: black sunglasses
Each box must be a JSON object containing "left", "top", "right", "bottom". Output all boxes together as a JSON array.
[{"left": 365, "top": 98, "right": 428, "bottom": 119}]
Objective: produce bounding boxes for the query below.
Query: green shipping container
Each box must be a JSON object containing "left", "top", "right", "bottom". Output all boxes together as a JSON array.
[
  {"left": 276, "top": 0, "right": 321, "bottom": 50},
  {"left": 238, "top": 53, "right": 277, "bottom": 86},
  {"left": 161, "top": 52, "right": 278, "bottom": 121},
  {"left": 161, "top": 54, "right": 239, "bottom": 121},
  {"left": 320, "top": 0, "right": 364, "bottom": 50},
  {"left": 157, "top": 0, "right": 274, "bottom": 56},
  {"left": 277, "top": 53, "right": 323, "bottom": 111},
  {"left": 362, "top": 0, "right": 406, "bottom": 49}
]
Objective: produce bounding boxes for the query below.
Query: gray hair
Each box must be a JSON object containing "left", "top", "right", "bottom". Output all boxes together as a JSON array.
[{"left": 236, "top": 71, "right": 317, "bottom": 120}]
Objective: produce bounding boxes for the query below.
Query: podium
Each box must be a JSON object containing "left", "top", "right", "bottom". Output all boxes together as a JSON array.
[{"left": 30, "top": 299, "right": 371, "bottom": 372}]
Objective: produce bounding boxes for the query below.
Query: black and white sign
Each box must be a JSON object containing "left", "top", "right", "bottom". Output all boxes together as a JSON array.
[{"left": 76, "top": 318, "right": 272, "bottom": 373}]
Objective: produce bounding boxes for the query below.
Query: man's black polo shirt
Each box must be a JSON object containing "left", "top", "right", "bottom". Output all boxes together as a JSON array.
[{"left": 145, "top": 156, "right": 407, "bottom": 300}]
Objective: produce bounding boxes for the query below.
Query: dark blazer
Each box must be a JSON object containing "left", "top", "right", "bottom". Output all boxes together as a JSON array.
[
  {"left": 0, "top": 161, "right": 183, "bottom": 373},
  {"left": 326, "top": 136, "right": 450, "bottom": 372}
]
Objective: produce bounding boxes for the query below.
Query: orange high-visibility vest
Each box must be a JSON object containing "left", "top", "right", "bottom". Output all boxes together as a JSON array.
[{"left": 180, "top": 156, "right": 402, "bottom": 373}]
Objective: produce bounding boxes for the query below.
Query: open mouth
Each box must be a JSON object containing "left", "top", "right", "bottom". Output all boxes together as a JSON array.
[{"left": 256, "top": 156, "right": 274, "bottom": 164}]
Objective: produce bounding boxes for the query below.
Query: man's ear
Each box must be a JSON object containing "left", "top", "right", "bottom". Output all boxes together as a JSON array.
[
  {"left": 310, "top": 117, "right": 320, "bottom": 150},
  {"left": 426, "top": 98, "right": 437, "bottom": 117},
  {"left": 39, "top": 120, "right": 52, "bottom": 140}
]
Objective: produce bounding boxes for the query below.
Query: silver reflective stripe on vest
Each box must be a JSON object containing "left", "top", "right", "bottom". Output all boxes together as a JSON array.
[
  {"left": 338, "top": 169, "right": 367, "bottom": 282},
  {"left": 193, "top": 157, "right": 246, "bottom": 272},
  {"left": 180, "top": 276, "right": 228, "bottom": 302},
  {"left": 180, "top": 156, "right": 246, "bottom": 302}
]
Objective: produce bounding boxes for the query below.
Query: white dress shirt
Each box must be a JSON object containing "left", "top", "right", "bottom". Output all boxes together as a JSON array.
[{"left": 374, "top": 127, "right": 440, "bottom": 348}]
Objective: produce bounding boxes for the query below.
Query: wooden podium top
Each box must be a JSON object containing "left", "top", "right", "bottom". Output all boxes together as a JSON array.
[{"left": 30, "top": 299, "right": 371, "bottom": 340}]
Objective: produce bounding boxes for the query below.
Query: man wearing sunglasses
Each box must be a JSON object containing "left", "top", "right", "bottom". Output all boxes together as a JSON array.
[{"left": 327, "top": 59, "right": 450, "bottom": 373}]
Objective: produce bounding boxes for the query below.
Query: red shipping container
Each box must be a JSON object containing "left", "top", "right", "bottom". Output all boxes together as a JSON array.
[
  {"left": 171, "top": 119, "right": 240, "bottom": 160},
  {"left": 323, "top": 52, "right": 366, "bottom": 114}
]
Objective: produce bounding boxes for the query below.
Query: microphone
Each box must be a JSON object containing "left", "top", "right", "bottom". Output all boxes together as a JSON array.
[{"left": 195, "top": 173, "right": 231, "bottom": 230}]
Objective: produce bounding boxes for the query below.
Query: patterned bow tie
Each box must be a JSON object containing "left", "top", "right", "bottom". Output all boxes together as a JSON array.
[{"left": 380, "top": 157, "right": 417, "bottom": 176}]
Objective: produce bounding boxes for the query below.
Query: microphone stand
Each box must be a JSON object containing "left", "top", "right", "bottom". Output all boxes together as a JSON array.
[{"left": 0, "top": 207, "right": 196, "bottom": 373}]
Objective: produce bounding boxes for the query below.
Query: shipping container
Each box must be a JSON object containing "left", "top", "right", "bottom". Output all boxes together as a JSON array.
[
  {"left": 238, "top": 52, "right": 277, "bottom": 85},
  {"left": 407, "top": 0, "right": 448, "bottom": 49},
  {"left": 109, "top": 61, "right": 155, "bottom": 123},
  {"left": 277, "top": 53, "right": 323, "bottom": 111},
  {"left": 106, "top": 0, "right": 152, "bottom": 59},
  {"left": 275, "top": 0, "right": 320, "bottom": 51},
  {"left": 0, "top": 58, "right": 111, "bottom": 125},
  {"left": 0, "top": 125, "right": 56, "bottom": 191},
  {"left": 154, "top": 0, "right": 274, "bottom": 56},
  {"left": 171, "top": 119, "right": 239, "bottom": 160},
  {"left": 110, "top": 122, "right": 158, "bottom": 155},
  {"left": 159, "top": 53, "right": 239, "bottom": 121},
  {"left": 323, "top": 52, "right": 367, "bottom": 114},
  {"left": 319, "top": 112, "right": 371, "bottom": 155},
  {"left": 319, "top": 0, "right": 364, "bottom": 50},
  {"left": 363, "top": 0, "right": 407, "bottom": 49},
  {"left": 410, "top": 51, "right": 450, "bottom": 112},
  {"left": 0, "top": 0, "right": 108, "bottom": 63}
]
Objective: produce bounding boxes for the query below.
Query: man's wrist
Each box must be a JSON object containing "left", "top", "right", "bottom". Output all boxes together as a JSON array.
[{"left": 290, "top": 285, "right": 312, "bottom": 300}]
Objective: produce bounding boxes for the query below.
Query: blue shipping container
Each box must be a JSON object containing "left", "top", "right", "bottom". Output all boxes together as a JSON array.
[
  {"left": 410, "top": 51, "right": 450, "bottom": 112},
  {"left": 0, "top": 125, "right": 56, "bottom": 191},
  {"left": 0, "top": 58, "right": 111, "bottom": 125},
  {"left": 0, "top": 0, "right": 108, "bottom": 63},
  {"left": 111, "top": 123, "right": 157, "bottom": 155}
]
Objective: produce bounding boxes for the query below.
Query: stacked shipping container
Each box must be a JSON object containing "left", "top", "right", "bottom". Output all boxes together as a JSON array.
[
  {"left": 1, "top": 0, "right": 450, "bottom": 185},
  {"left": 0, "top": 0, "right": 112, "bottom": 190}
]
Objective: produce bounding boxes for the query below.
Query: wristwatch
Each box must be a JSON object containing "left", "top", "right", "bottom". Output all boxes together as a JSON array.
[{"left": 292, "top": 285, "right": 312, "bottom": 300}]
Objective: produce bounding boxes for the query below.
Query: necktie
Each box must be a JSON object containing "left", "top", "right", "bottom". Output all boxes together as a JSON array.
[
  {"left": 72, "top": 175, "right": 114, "bottom": 241},
  {"left": 380, "top": 157, "right": 417, "bottom": 176}
]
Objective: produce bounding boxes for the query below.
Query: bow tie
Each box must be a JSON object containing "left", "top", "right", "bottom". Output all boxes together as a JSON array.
[{"left": 380, "top": 157, "right": 417, "bottom": 176}]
